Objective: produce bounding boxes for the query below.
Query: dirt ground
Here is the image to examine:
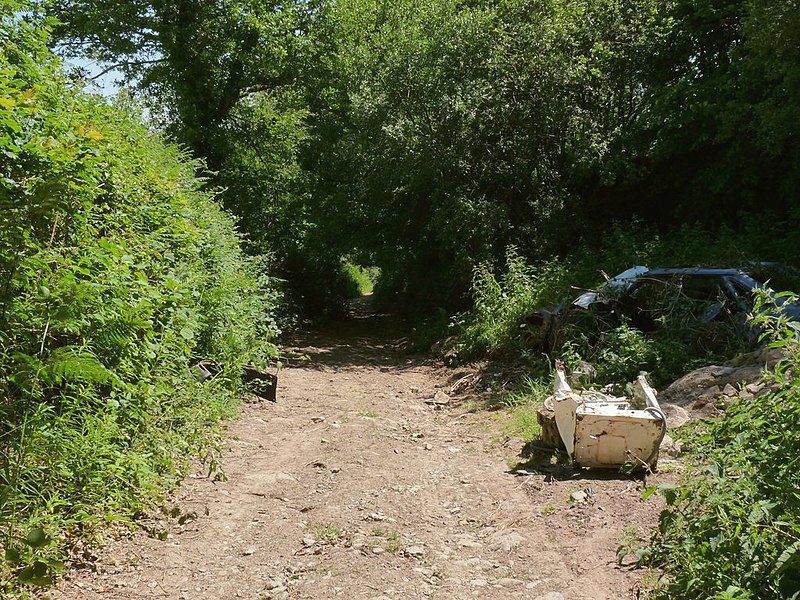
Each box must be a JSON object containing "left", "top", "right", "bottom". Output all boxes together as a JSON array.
[{"left": 50, "top": 308, "right": 673, "bottom": 600}]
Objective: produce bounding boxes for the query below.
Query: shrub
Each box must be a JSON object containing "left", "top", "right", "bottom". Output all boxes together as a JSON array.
[
  {"left": 643, "top": 289, "right": 800, "bottom": 599},
  {"left": 452, "top": 247, "right": 569, "bottom": 361}
]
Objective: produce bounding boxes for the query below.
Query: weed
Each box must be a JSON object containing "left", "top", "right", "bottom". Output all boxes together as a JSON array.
[
  {"left": 386, "top": 531, "right": 401, "bottom": 555},
  {"left": 643, "top": 291, "right": 800, "bottom": 598},
  {"left": 306, "top": 522, "right": 345, "bottom": 545}
]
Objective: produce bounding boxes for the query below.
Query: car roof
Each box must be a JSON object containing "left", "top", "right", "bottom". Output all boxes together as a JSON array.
[{"left": 643, "top": 267, "right": 749, "bottom": 277}]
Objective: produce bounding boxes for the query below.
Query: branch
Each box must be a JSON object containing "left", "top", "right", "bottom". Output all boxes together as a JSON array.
[{"left": 86, "top": 58, "right": 166, "bottom": 81}]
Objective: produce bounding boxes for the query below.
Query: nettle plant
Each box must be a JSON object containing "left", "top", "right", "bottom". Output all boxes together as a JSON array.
[{"left": 644, "top": 289, "right": 800, "bottom": 599}]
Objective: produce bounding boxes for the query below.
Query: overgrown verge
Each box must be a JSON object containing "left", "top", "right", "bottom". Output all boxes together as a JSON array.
[
  {"left": 0, "top": 9, "right": 279, "bottom": 595},
  {"left": 641, "top": 293, "right": 800, "bottom": 599},
  {"left": 450, "top": 222, "right": 800, "bottom": 386}
]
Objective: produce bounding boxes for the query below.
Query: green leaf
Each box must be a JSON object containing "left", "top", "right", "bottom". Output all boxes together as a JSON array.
[
  {"left": 5, "top": 547, "right": 21, "bottom": 564},
  {"left": 642, "top": 485, "right": 658, "bottom": 501},
  {"left": 773, "top": 539, "right": 800, "bottom": 576},
  {"left": 25, "top": 527, "right": 48, "bottom": 548}
]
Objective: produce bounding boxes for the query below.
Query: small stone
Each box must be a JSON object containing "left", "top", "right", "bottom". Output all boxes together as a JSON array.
[
  {"left": 403, "top": 545, "right": 425, "bottom": 557},
  {"left": 534, "top": 593, "right": 565, "bottom": 600},
  {"left": 489, "top": 531, "right": 525, "bottom": 552},
  {"left": 264, "top": 578, "right": 282, "bottom": 590},
  {"left": 311, "top": 416, "right": 326, "bottom": 423},
  {"left": 570, "top": 490, "right": 588, "bottom": 503},
  {"left": 497, "top": 578, "right": 523, "bottom": 587},
  {"left": 302, "top": 536, "right": 316, "bottom": 547},
  {"left": 242, "top": 547, "right": 256, "bottom": 556},
  {"left": 371, "top": 546, "right": 385, "bottom": 555},
  {"left": 746, "top": 382, "right": 764, "bottom": 394},
  {"left": 721, "top": 383, "right": 738, "bottom": 397}
]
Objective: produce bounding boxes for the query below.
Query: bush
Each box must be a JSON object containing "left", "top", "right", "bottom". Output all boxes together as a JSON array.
[
  {"left": 0, "top": 12, "right": 280, "bottom": 594},
  {"left": 643, "top": 290, "right": 800, "bottom": 599},
  {"left": 452, "top": 247, "right": 569, "bottom": 361}
]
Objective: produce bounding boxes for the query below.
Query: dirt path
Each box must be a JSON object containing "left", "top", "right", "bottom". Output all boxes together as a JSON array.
[{"left": 52, "top": 312, "right": 664, "bottom": 600}]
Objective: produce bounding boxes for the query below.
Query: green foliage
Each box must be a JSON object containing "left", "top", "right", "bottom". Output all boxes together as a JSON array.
[
  {"left": 643, "top": 290, "right": 800, "bottom": 599},
  {"left": 452, "top": 247, "right": 569, "bottom": 361},
  {"left": 0, "top": 12, "right": 279, "bottom": 595},
  {"left": 340, "top": 259, "right": 379, "bottom": 297}
]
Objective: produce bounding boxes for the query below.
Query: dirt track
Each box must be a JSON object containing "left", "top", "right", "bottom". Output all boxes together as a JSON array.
[{"left": 52, "top": 310, "right": 665, "bottom": 600}]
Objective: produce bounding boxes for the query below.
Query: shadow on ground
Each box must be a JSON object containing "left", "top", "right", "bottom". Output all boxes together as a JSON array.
[
  {"left": 510, "top": 440, "right": 647, "bottom": 483},
  {"left": 280, "top": 294, "right": 433, "bottom": 370}
]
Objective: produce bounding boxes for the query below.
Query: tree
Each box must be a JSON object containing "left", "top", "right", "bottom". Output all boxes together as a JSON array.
[{"left": 44, "top": 0, "right": 316, "bottom": 166}]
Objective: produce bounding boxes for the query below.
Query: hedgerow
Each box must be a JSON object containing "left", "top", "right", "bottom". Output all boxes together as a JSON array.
[{"left": 0, "top": 7, "right": 280, "bottom": 594}]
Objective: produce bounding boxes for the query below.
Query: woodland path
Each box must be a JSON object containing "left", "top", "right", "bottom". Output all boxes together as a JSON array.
[{"left": 52, "top": 302, "right": 663, "bottom": 600}]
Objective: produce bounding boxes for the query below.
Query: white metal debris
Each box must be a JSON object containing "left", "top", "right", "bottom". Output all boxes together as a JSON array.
[{"left": 552, "top": 362, "right": 667, "bottom": 469}]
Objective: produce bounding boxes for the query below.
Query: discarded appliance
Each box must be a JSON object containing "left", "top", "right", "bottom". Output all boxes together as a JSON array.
[{"left": 542, "top": 362, "right": 667, "bottom": 470}]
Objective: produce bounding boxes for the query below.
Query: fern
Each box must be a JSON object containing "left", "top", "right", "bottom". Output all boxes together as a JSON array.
[{"left": 41, "top": 346, "right": 118, "bottom": 387}]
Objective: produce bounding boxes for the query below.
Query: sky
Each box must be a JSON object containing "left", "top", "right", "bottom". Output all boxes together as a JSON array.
[{"left": 64, "top": 55, "right": 123, "bottom": 97}]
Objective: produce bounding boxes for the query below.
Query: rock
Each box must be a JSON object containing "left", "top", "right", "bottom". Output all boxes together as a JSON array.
[
  {"left": 746, "top": 382, "right": 765, "bottom": 394},
  {"left": 660, "top": 434, "right": 682, "bottom": 457},
  {"left": 371, "top": 547, "right": 385, "bottom": 555},
  {"left": 242, "top": 547, "right": 256, "bottom": 556},
  {"left": 570, "top": 490, "right": 588, "bottom": 503},
  {"left": 403, "top": 545, "right": 425, "bottom": 557},
  {"left": 721, "top": 383, "right": 738, "bottom": 397},
  {"left": 534, "top": 593, "right": 565, "bottom": 600},
  {"left": 302, "top": 536, "right": 316, "bottom": 547},
  {"left": 264, "top": 578, "right": 283, "bottom": 591},
  {"left": 660, "top": 403, "right": 691, "bottom": 428},
  {"left": 496, "top": 578, "right": 524, "bottom": 588},
  {"left": 425, "top": 390, "right": 451, "bottom": 406},
  {"left": 488, "top": 531, "right": 525, "bottom": 552},
  {"left": 660, "top": 365, "right": 763, "bottom": 407}
]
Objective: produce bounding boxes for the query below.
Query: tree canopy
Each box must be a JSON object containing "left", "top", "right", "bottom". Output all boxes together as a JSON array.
[{"left": 40, "top": 0, "right": 800, "bottom": 312}]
